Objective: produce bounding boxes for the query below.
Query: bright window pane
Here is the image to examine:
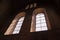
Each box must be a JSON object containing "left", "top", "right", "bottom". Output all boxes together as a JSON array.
[
  {"left": 36, "top": 13, "right": 44, "bottom": 17},
  {"left": 42, "top": 27, "right": 48, "bottom": 31},
  {"left": 36, "top": 21, "right": 41, "bottom": 23},
  {"left": 36, "top": 28, "right": 42, "bottom": 31},
  {"left": 13, "top": 29, "right": 19, "bottom": 34},
  {"left": 40, "top": 20, "right": 46, "bottom": 22},
  {"left": 40, "top": 23, "right": 47, "bottom": 27},
  {"left": 13, "top": 17, "right": 24, "bottom": 34},
  {"left": 36, "top": 13, "right": 48, "bottom": 31},
  {"left": 36, "top": 24, "right": 41, "bottom": 28}
]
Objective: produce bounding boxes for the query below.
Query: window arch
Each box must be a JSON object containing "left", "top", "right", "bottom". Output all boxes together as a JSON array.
[
  {"left": 4, "top": 12, "right": 25, "bottom": 35},
  {"left": 36, "top": 13, "right": 48, "bottom": 31},
  {"left": 12, "top": 17, "right": 24, "bottom": 34},
  {"left": 30, "top": 8, "right": 51, "bottom": 32}
]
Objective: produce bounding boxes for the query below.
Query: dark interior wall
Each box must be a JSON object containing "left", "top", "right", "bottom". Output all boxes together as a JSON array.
[
  {"left": 1, "top": 7, "right": 60, "bottom": 40},
  {"left": 0, "top": 0, "right": 60, "bottom": 40},
  {"left": 0, "top": 0, "right": 60, "bottom": 32},
  {"left": 0, "top": 9, "right": 48, "bottom": 40},
  {"left": 0, "top": 0, "right": 11, "bottom": 34},
  {"left": 46, "top": 8, "right": 60, "bottom": 40},
  {"left": 46, "top": 8, "right": 60, "bottom": 29}
]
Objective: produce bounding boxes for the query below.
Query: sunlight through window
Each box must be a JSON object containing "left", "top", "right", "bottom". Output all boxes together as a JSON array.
[
  {"left": 13, "top": 17, "right": 24, "bottom": 34},
  {"left": 36, "top": 13, "right": 48, "bottom": 31}
]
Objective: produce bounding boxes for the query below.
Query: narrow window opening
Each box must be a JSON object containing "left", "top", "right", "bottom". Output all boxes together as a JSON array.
[
  {"left": 13, "top": 17, "right": 24, "bottom": 34},
  {"left": 4, "top": 17, "right": 25, "bottom": 35},
  {"left": 30, "top": 13, "right": 48, "bottom": 32},
  {"left": 36, "top": 13, "right": 48, "bottom": 31}
]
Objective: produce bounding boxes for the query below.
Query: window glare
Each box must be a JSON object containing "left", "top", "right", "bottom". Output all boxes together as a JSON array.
[
  {"left": 36, "top": 13, "right": 48, "bottom": 31},
  {"left": 13, "top": 17, "right": 24, "bottom": 34}
]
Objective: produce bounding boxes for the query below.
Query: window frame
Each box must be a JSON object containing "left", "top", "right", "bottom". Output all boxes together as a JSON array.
[
  {"left": 4, "top": 12, "right": 25, "bottom": 35},
  {"left": 30, "top": 8, "right": 51, "bottom": 32},
  {"left": 12, "top": 17, "right": 25, "bottom": 34}
]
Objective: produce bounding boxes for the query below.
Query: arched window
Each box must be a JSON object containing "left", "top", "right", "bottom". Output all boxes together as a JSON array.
[
  {"left": 30, "top": 8, "right": 51, "bottom": 32},
  {"left": 4, "top": 12, "right": 25, "bottom": 35},
  {"left": 13, "top": 17, "right": 24, "bottom": 34},
  {"left": 36, "top": 13, "right": 48, "bottom": 31}
]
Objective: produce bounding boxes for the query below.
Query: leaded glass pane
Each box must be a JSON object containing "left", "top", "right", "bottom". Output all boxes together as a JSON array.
[
  {"left": 13, "top": 17, "right": 24, "bottom": 34},
  {"left": 36, "top": 13, "right": 48, "bottom": 31}
]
